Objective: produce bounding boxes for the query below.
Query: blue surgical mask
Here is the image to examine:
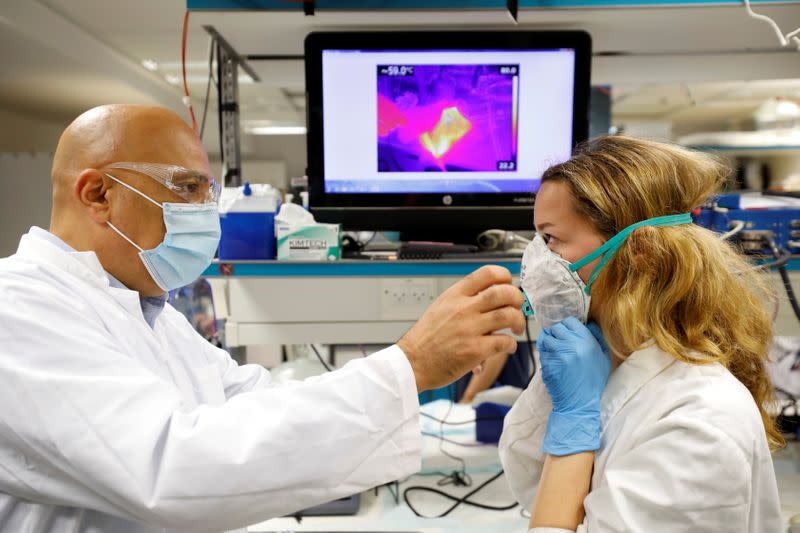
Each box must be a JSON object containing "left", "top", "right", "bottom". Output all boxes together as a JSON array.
[{"left": 105, "top": 173, "right": 221, "bottom": 292}]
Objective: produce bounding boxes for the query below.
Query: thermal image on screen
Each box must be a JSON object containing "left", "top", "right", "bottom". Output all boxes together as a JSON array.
[{"left": 377, "top": 64, "right": 520, "bottom": 173}]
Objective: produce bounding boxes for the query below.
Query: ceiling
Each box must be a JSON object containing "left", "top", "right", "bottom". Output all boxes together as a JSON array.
[{"left": 1, "top": 0, "right": 799, "bottom": 153}]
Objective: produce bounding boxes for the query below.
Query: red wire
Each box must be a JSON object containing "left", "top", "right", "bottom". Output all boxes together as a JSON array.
[{"left": 182, "top": 10, "right": 198, "bottom": 132}]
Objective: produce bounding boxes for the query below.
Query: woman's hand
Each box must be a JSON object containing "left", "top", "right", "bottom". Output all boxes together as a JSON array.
[
  {"left": 459, "top": 353, "right": 510, "bottom": 404},
  {"left": 538, "top": 316, "right": 612, "bottom": 456}
]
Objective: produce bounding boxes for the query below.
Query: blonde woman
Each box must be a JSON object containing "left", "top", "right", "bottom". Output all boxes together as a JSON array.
[{"left": 500, "top": 136, "right": 784, "bottom": 532}]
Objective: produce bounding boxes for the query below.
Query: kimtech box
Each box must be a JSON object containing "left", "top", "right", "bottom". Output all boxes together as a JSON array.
[{"left": 276, "top": 222, "right": 341, "bottom": 261}]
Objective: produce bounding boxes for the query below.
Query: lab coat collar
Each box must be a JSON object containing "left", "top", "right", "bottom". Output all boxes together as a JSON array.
[
  {"left": 600, "top": 342, "right": 676, "bottom": 431},
  {"left": 25, "top": 227, "right": 167, "bottom": 327},
  {"left": 17, "top": 230, "right": 113, "bottom": 292},
  {"left": 15, "top": 229, "right": 147, "bottom": 319}
]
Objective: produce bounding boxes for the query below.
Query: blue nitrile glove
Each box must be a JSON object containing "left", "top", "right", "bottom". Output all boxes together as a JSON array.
[{"left": 538, "top": 316, "right": 612, "bottom": 456}]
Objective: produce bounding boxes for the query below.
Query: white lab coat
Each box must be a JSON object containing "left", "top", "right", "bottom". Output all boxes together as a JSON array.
[
  {"left": 0, "top": 230, "right": 422, "bottom": 532},
  {"left": 499, "top": 343, "right": 783, "bottom": 533}
]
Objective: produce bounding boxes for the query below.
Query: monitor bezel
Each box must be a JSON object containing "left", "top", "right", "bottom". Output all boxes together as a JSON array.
[{"left": 304, "top": 30, "right": 592, "bottom": 230}]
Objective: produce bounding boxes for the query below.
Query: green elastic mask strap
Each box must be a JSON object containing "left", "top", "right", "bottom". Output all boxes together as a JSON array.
[{"left": 569, "top": 213, "right": 693, "bottom": 294}]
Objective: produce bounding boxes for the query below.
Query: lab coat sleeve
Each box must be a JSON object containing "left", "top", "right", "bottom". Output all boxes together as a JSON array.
[
  {"left": 159, "top": 304, "right": 274, "bottom": 397},
  {"left": 194, "top": 319, "right": 399, "bottom": 400},
  {"left": 497, "top": 372, "right": 552, "bottom": 511},
  {"left": 207, "top": 342, "right": 274, "bottom": 397},
  {"left": 0, "top": 285, "right": 422, "bottom": 532},
  {"left": 577, "top": 413, "right": 754, "bottom": 532}
]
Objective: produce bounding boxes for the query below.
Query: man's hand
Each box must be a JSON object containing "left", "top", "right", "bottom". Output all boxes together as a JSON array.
[{"left": 398, "top": 265, "right": 525, "bottom": 392}]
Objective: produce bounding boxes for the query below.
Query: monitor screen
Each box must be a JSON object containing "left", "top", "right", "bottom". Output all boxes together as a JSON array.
[
  {"left": 305, "top": 31, "right": 591, "bottom": 231},
  {"left": 321, "top": 48, "right": 576, "bottom": 195}
]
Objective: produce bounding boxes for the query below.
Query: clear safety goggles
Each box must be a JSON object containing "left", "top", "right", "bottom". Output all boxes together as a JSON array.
[{"left": 104, "top": 162, "right": 221, "bottom": 204}]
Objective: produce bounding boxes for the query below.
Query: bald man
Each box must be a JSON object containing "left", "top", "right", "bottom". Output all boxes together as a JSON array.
[{"left": 0, "top": 105, "right": 525, "bottom": 533}]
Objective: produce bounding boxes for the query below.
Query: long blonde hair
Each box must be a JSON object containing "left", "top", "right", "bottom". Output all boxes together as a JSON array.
[{"left": 542, "top": 135, "right": 784, "bottom": 451}]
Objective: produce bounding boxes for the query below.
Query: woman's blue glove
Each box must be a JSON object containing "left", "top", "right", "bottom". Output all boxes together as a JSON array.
[{"left": 537, "top": 316, "right": 612, "bottom": 456}]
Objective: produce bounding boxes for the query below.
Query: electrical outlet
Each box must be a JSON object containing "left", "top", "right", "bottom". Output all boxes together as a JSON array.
[{"left": 379, "top": 278, "right": 437, "bottom": 320}]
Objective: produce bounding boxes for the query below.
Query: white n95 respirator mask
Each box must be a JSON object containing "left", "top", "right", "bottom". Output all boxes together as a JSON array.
[
  {"left": 519, "top": 234, "right": 590, "bottom": 330},
  {"left": 519, "top": 213, "right": 695, "bottom": 329}
]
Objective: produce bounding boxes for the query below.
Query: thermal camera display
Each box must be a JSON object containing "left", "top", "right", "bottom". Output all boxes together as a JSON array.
[
  {"left": 321, "top": 48, "right": 575, "bottom": 194},
  {"left": 376, "top": 64, "right": 519, "bottom": 173}
]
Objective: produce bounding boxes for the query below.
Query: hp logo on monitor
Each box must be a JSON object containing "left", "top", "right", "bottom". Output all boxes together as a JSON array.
[{"left": 442, "top": 195, "right": 453, "bottom": 206}]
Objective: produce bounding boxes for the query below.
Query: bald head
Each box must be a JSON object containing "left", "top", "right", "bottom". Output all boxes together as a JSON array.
[
  {"left": 52, "top": 105, "right": 208, "bottom": 197},
  {"left": 48, "top": 105, "right": 213, "bottom": 296}
]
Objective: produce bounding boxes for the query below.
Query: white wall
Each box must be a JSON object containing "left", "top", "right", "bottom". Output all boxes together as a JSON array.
[
  {"left": 206, "top": 133, "right": 306, "bottom": 189},
  {"left": 209, "top": 158, "right": 289, "bottom": 190},
  {"left": 0, "top": 109, "right": 66, "bottom": 257},
  {"left": 0, "top": 108, "right": 66, "bottom": 153},
  {"left": 0, "top": 153, "right": 54, "bottom": 257},
  {"left": 618, "top": 120, "right": 673, "bottom": 142},
  {"left": 240, "top": 134, "right": 307, "bottom": 184}
]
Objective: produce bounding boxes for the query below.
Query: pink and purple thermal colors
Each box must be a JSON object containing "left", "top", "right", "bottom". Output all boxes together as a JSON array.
[{"left": 377, "top": 64, "right": 519, "bottom": 173}]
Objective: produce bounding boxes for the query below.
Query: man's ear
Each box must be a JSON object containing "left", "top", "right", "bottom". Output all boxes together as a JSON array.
[{"left": 74, "top": 169, "right": 112, "bottom": 224}]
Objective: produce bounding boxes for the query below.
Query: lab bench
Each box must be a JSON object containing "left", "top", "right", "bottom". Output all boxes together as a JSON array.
[
  {"left": 243, "top": 400, "right": 800, "bottom": 533},
  {"left": 202, "top": 258, "right": 800, "bottom": 347},
  {"left": 201, "top": 260, "right": 800, "bottom": 532}
]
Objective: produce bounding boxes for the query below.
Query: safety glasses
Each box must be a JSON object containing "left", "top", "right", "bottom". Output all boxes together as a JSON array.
[{"left": 104, "top": 162, "right": 221, "bottom": 204}]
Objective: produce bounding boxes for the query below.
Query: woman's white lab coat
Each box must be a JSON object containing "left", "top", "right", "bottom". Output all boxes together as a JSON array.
[
  {"left": 499, "top": 343, "right": 783, "bottom": 533},
  {"left": 0, "top": 230, "right": 421, "bottom": 532}
]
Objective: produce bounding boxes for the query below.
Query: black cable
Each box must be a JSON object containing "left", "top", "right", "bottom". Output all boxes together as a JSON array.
[
  {"left": 757, "top": 252, "right": 791, "bottom": 271},
  {"left": 308, "top": 345, "right": 513, "bottom": 515},
  {"left": 199, "top": 36, "right": 215, "bottom": 140},
  {"left": 524, "top": 317, "right": 536, "bottom": 387},
  {"left": 401, "top": 470, "right": 466, "bottom": 482},
  {"left": 764, "top": 237, "right": 800, "bottom": 323},
  {"left": 435, "top": 389, "right": 472, "bottom": 486},
  {"left": 421, "top": 432, "right": 491, "bottom": 448},
  {"left": 755, "top": 240, "right": 791, "bottom": 271},
  {"left": 379, "top": 480, "right": 401, "bottom": 505},
  {"left": 402, "top": 470, "right": 518, "bottom": 518},
  {"left": 308, "top": 343, "right": 333, "bottom": 372},
  {"left": 360, "top": 231, "right": 378, "bottom": 249},
  {"left": 420, "top": 412, "right": 505, "bottom": 425},
  {"left": 778, "top": 265, "right": 800, "bottom": 323},
  {"left": 775, "top": 263, "right": 800, "bottom": 321}
]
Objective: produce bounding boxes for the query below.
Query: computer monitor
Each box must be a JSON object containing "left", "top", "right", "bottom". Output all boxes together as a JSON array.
[{"left": 305, "top": 31, "right": 591, "bottom": 233}]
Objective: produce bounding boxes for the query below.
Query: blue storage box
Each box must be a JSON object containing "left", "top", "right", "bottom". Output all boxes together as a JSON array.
[
  {"left": 219, "top": 211, "right": 276, "bottom": 260},
  {"left": 217, "top": 182, "right": 281, "bottom": 260}
]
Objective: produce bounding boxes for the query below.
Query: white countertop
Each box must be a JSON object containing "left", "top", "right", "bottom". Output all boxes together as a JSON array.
[{"left": 247, "top": 402, "right": 800, "bottom": 533}]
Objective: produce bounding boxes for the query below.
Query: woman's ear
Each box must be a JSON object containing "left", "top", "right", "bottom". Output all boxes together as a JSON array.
[{"left": 75, "top": 169, "right": 112, "bottom": 224}]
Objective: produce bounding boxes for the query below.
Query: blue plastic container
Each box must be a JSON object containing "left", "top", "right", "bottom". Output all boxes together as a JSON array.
[
  {"left": 218, "top": 181, "right": 278, "bottom": 260},
  {"left": 219, "top": 211, "right": 276, "bottom": 260}
]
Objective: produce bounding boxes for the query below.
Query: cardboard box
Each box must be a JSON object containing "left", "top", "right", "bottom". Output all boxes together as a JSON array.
[{"left": 276, "top": 223, "right": 341, "bottom": 261}]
